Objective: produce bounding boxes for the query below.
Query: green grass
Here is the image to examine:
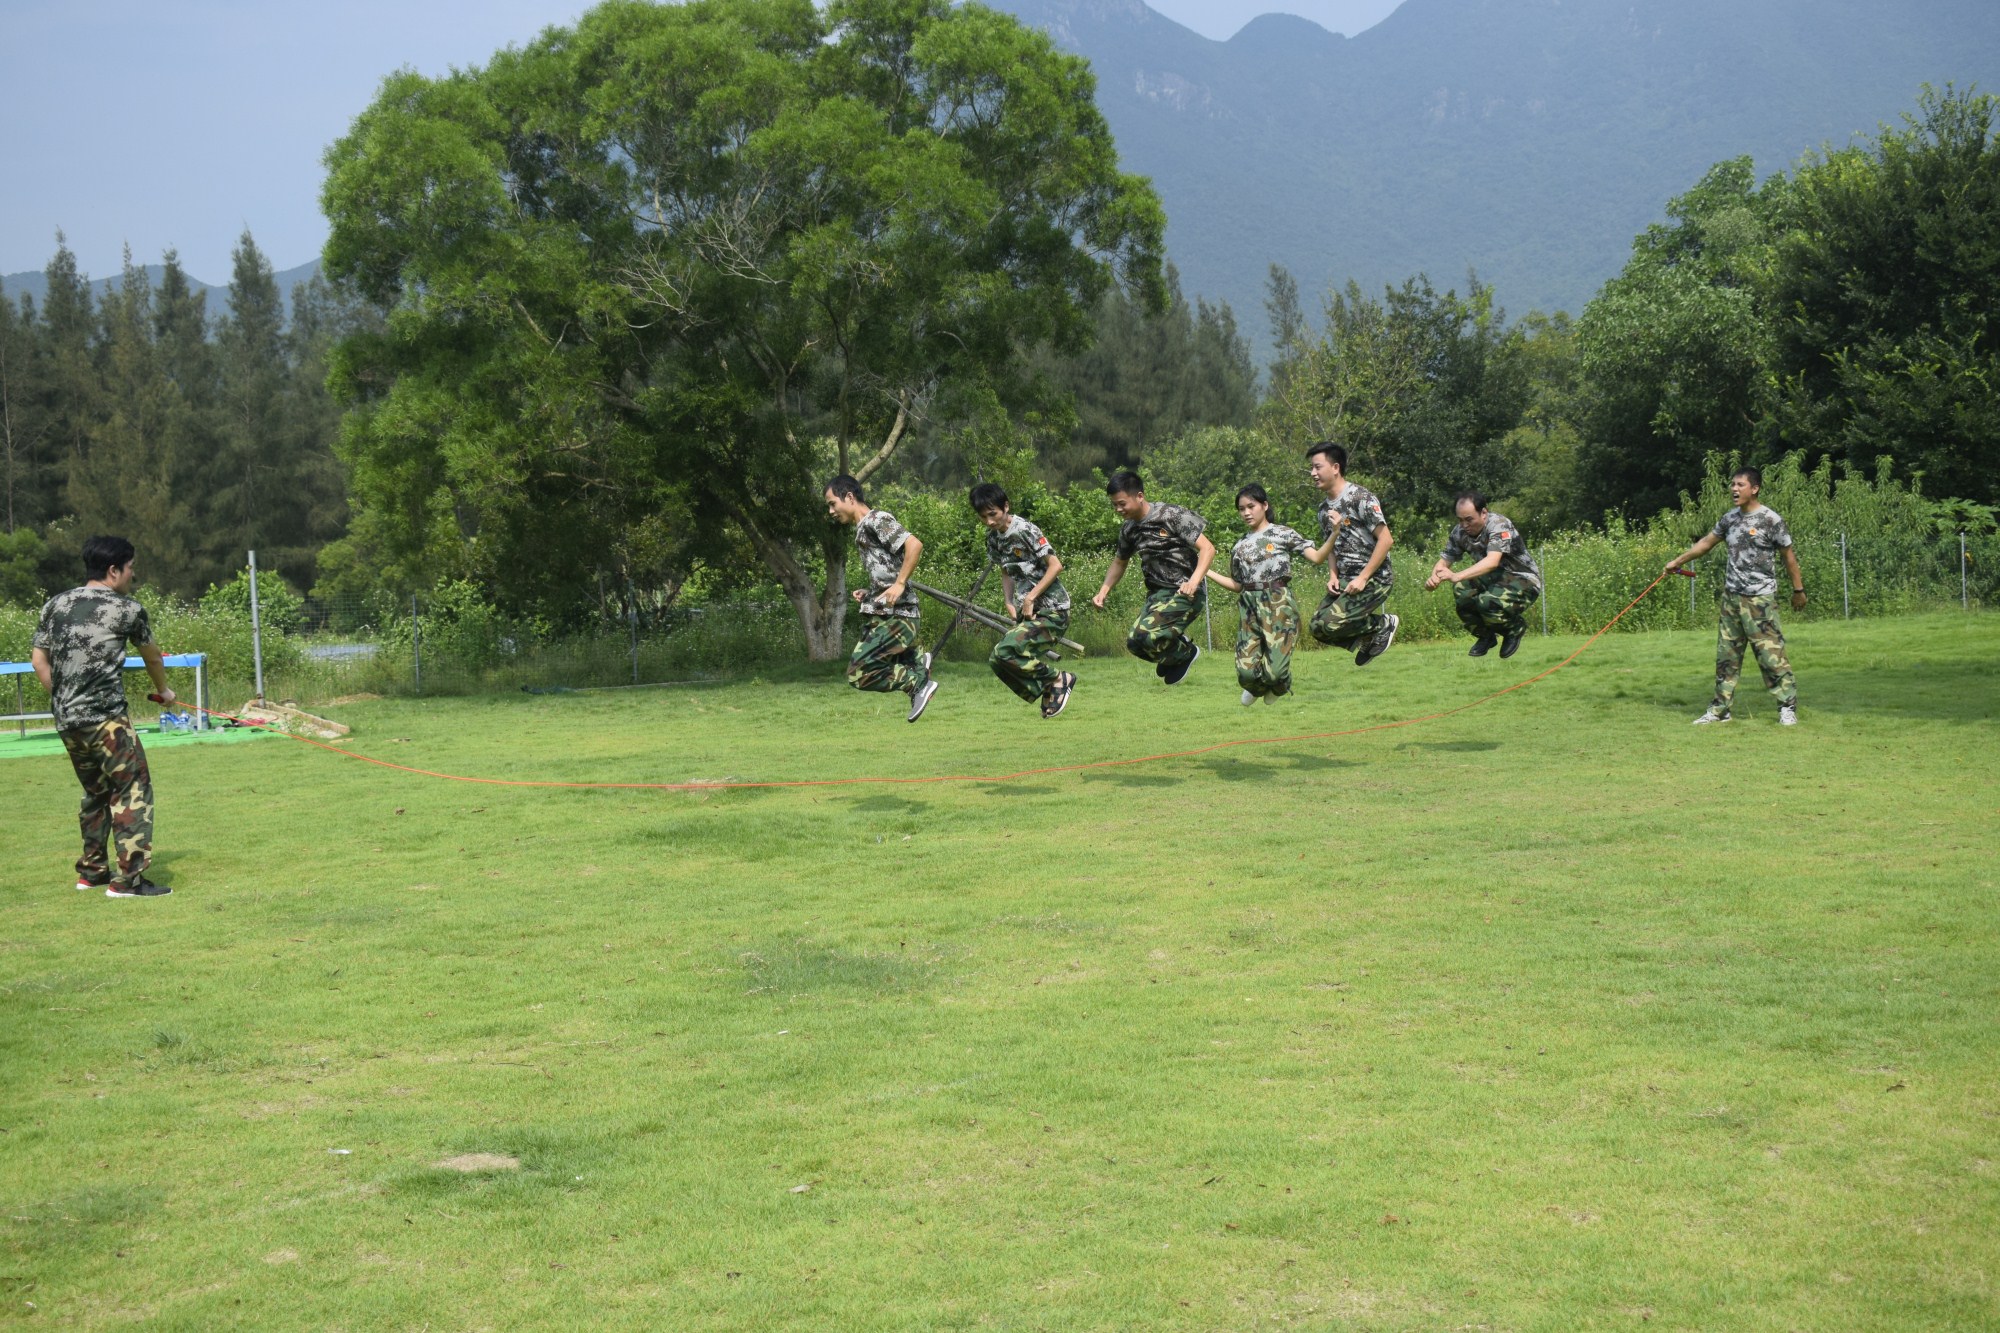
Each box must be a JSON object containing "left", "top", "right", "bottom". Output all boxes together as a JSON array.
[{"left": 2, "top": 612, "right": 1995, "bottom": 1330}]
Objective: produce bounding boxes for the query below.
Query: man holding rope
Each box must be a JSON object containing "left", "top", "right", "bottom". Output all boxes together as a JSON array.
[
  {"left": 1666, "top": 466, "right": 1805, "bottom": 726},
  {"left": 31, "top": 535, "right": 174, "bottom": 897}
]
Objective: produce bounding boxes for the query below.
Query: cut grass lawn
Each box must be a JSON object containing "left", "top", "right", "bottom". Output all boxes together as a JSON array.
[{"left": 2, "top": 611, "right": 1996, "bottom": 1330}]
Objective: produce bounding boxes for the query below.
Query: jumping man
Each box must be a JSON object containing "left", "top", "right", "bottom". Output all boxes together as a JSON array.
[
  {"left": 1666, "top": 466, "right": 1805, "bottom": 725},
  {"left": 826, "top": 475, "right": 939, "bottom": 722},
  {"left": 1091, "top": 470, "right": 1214, "bottom": 685},
  {"left": 1204, "top": 483, "right": 1332, "bottom": 704},
  {"left": 31, "top": 535, "right": 174, "bottom": 897},
  {"left": 1305, "top": 442, "right": 1398, "bottom": 665},
  {"left": 972, "top": 482, "right": 1076, "bottom": 719},
  {"left": 1424, "top": 491, "right": 1542, "bottom": 659}
]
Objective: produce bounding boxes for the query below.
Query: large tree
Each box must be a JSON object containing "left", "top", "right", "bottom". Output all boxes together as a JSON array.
[
  {"left": 1263, "top": 273, "right": 1528, "bottom": 518},
  {"left": 322, "top": 0, "right": 1163, "bottom": 654},
  {"left": 1770, "top": 85, "right": 2000, "bottom": 505},
  {"left": 1574, "top": 158, "right": 1778, "bottom": 519}
]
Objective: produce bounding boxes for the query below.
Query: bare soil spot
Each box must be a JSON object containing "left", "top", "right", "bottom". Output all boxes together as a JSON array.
[{"left": 435, "top": 1153, "right": 520, "bottom": 1173}]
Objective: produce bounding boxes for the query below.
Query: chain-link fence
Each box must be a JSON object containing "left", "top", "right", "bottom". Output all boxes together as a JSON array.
[
  {"left": 0, "top": 525, "right": 1989, "bottom": 732},
  {"left": 240, "top": 525, "right": 2000, "bottom": 707}
]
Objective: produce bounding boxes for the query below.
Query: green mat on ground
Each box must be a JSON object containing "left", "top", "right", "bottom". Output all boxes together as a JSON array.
[{"left": 0, "top": 721, "right": 282, "bottom": 760}]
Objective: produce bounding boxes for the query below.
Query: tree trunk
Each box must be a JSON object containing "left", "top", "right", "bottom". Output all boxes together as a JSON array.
[{"left": 735, "top": 507, "right": 850, "bottom": 662}]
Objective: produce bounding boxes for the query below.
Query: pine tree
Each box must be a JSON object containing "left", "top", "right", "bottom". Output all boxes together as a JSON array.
[
  {"left": 212, "top": 231, "right": 291, "bottom": 579},
  {"left": 0, "top": 289, "right": 56, "bottom": 536},
  {"left": 70, "top": 252, "right": 202, "bottom": 591}
]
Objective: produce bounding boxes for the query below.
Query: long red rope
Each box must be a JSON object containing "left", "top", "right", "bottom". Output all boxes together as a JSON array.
[{"left": 163, "top": 573, "right": 1674, "bottom": 792}]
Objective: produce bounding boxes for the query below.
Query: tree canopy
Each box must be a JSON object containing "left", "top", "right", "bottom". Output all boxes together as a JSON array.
[{"left": 321, "top": 0, "right": 1164, "bottom": 654}]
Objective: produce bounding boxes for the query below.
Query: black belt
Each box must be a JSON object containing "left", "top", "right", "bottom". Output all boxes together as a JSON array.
[{"left": 1240, "top": 577, "right": 1291, "bottom": 592}]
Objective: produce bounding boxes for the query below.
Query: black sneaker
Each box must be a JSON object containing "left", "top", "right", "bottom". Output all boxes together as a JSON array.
[
  {"left": 106, "top": 879, "right": 171, "bottom": 898},
  {"left": 907, "top": 677, "right": 939, "bottom": 722},
  {"left": 1468, "top": 634, "right": 1497, "bottom": 657},
  {"left": 1499, "top": 629, "right": 1525, "bottom": 659},
  {"left": 1354, "top": 614, "right": 1398, "bottom": 666},
  {"left": 1042, "top": 672, "right": 1076, "bottom": 719},
  {"left": 1161, "top": 643, "right": 1200, "bottom": 685}
]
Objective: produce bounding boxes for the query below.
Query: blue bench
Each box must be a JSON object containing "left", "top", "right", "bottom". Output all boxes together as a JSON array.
[{"left": 0, "top": 653, "right": 210, "bottom": 737}]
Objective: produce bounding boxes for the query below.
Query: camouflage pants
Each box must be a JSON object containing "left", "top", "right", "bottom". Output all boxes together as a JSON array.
[
  {"left": 59, "top": 714, "right": 153, "bottom": 888},
  {"left": 1309, "top": 574, "right": 1391, "bottom": 649},
  {"left": 1454, "top": 572, "right": 1541, "bottom": 636},
  {"left": 848, "top": 613, "right": 924, "bottom": 696},
  {"left": 989, "top": 608, "right": 1068, "bottom": 703},
  {"left": 1127, "top": 588, "right": 1203, "bottom": 670},
  {"left": 1713, "top": 592, "right": 1796, "bottom": 710},
  {"left": 1236, "top": 589, "right": 1300, "bottom": 697}
]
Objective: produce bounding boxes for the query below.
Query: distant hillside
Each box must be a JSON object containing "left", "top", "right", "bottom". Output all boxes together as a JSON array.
[
  {"left": 0, "top": 259, "right": 323, "bottom": 319},
  {"left": 993, "top": 0, "right": 2000, "bottom": 334}
]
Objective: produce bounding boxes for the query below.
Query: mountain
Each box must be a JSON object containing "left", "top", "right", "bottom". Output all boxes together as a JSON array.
[
  {"left": 0, "top": 259, "right": 323, "bottom": 319},
  {"left": 992, "top": 0, "right": 2000, "bottom": 336}
]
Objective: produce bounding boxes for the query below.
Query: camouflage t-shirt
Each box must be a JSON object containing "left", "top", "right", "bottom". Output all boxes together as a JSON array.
[
  {"left": 1317, "top": 483, "right": 1394, "bottom": 584},
  {"left": 855, "top": 508, "right": 921, "bottom": 618},
  {"left": 1230, "top": 524, "right": 1315, "bottom": 586},
  {"left": 32, "top": 586, "right": 154, "bottom": 729},
  {"left": 1710, "top": 505, "right": 1793, "bottom": 596},
  {"left": 1115, "top": 502, "right": 1208, "bottom": 592},
  {"left": 1442, "top": 510, "right": 1542, "bottom": 590},
  {"left": 986, "top": 515, "right": 1070, "bottom": 613}
]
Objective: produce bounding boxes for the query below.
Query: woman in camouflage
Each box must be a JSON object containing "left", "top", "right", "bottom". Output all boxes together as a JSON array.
[{"left": 1204, "top": 485, "right": 1334, "bottom": 704}]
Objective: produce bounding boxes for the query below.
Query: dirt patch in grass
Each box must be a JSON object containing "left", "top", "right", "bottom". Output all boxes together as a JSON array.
[{"left": 435, "top": 1153, "right": 520, "bottom": 1172}]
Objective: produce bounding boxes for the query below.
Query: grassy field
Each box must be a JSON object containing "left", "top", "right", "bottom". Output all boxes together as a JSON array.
[{"left": 2, "top": 611, "right": 1995, "bottom": 1330}]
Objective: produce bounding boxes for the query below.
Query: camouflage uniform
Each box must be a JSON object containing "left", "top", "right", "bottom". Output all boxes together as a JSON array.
[
  {"left": 1442, "top": 511, "right": 1542, "bottom": 636},
  {"left": 986, "top": 516, "right": 1070, "bottom": 703},
  {"left": 1709, "top": 506, "right": 1797, "bottom": 711},
  {"left": 1229, "top": 524, "right": 1314, "bottom": 697},
  {"left": 848, "top": 509, "right": 926, "bottom": 697},
  {"left": 1115, "top": 502, "right": 1207, "bottom": 670},
  {"left": 33, "top": 586, "right": 157, "bottom": 889},
  {"left": 1309, "top": 483, "right": 1393, "bottom": 649}
]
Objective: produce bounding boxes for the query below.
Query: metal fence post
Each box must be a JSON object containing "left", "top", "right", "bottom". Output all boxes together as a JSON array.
[
  {"left": 1839, "top": 531, "right": 1850, "bottom": 619},
  {"left": 412, "top": 594, "right": 423, "bottom": 695},
  {"left": 1690, "top": 562, "right": 1698, "bottom": 618},
  {"left": 247, "top": 550, "right": 266, "bottom": 702},
  {"left": 1964, "top": 531, "right": 1971, "bottom": 609},
  {"left": 629, "top": 598, "right": 640, "bottom": 685},
  {"left": 1538, "top": 548, "right": 1548, "bottom": 635},
  {"left": 1203, "top": 593, "right": 1213, "bottom": 651}
]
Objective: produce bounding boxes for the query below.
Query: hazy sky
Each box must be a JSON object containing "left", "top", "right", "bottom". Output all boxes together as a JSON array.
[{"left": 0, "top": 0, "right": 1404, "bottom": 284}]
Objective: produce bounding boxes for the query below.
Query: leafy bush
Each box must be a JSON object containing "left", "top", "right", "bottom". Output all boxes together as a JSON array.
[{"left": 200, "top": 569, "right": 307, "bottom": 635}]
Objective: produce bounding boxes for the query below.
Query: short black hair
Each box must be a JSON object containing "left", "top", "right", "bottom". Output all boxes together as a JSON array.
[
  {"left": 1453, "top": 490, "right": 1488, "bottom": 513},
  {"left": 1305, "top": 441, "right": 1347, "bottom": 472},
  {"left": 82, "top": 535, "right": 136, "bottom": 581},
  {"left": 1105, "top": 469, "right": 1145, "bottom": 497},
  {"left": 1235, "top": 483, "right": 1274, "bottom": 522},
  {"left": 969, "top": 482, "right": 1009, "bottom": 513},
  {"left": 824, "top": 474, "right": 866, "bottom": 505},
  {"left": 1732, "top": 466, "right": 1764, "bottom": 489}
]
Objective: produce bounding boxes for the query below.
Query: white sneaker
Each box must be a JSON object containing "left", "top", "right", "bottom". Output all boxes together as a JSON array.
[
  {"left": 1240, "top": 689, "right": 1256, "bottom": 707},
  {"left": 1691, "top": 707, "right": 1731, "bottom": 725},
  {"left": 907, "top": 678, "right": 939, "bottom": 722},
  {"left": 1779, "top": 704, "right": 1798, "bottom": 726}
]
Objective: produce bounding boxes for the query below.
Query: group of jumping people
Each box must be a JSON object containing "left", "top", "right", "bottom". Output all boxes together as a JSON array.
[
  {"left": 834, "top": 440, "right": 1561, "bottom": 721},
  {"left": 29, "top": 449, "right": 1802, "bottom": 899}
]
